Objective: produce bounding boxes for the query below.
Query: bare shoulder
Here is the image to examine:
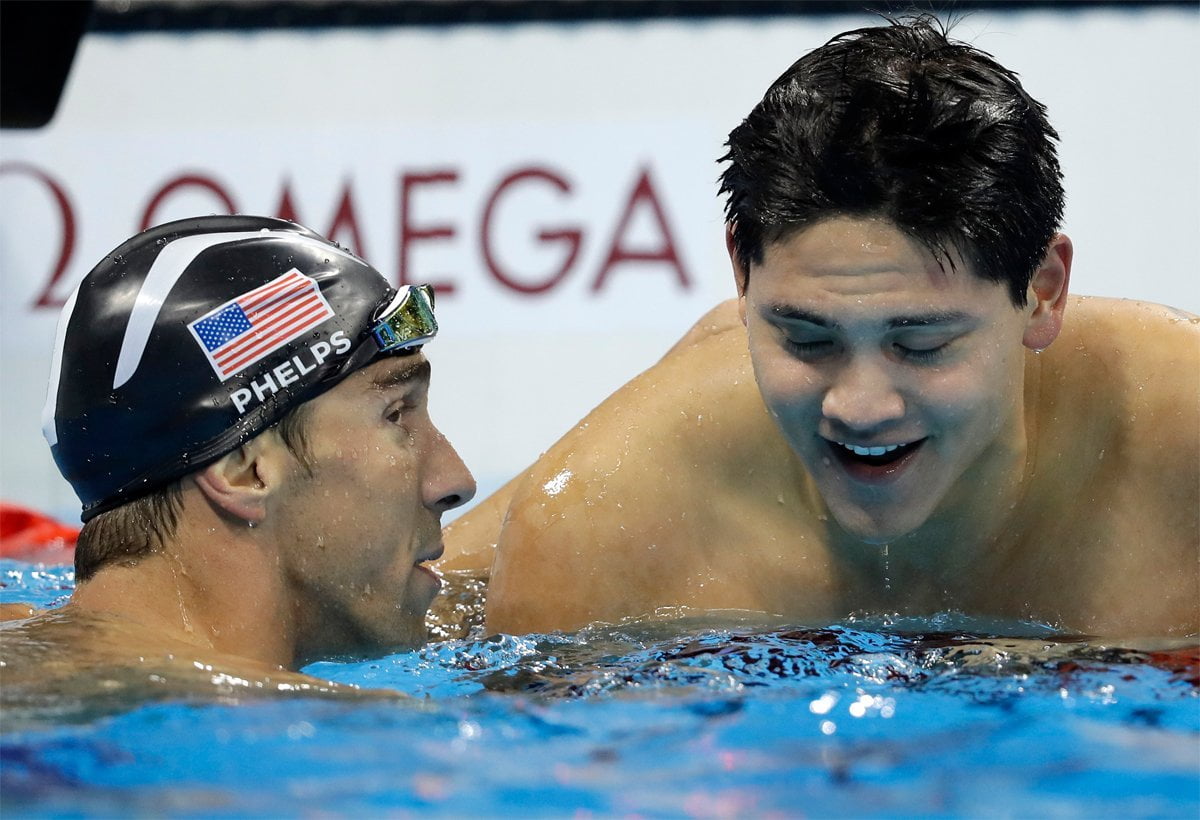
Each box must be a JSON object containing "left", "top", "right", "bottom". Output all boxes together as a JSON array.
[
  {"left": 660, "top": 298, "right": 743, "bottom": 357},
  {"left": 1, "top": 608, "right": 391, "bottom": 701},
  {"left": 0, "top": 602, "right": 42, "bottom": 621},
  {"left": 441, "top": 300, "right": 747, "bottom": 575},
  {"left": 486, "top": 319, "right": 782, "bottom": 634},
  {"left": 1035, "top": 297, "right": 1198, "bottom": 629},
  {"left": 1045, "top": 297, "right": 1198, "bottom": 474},
  {"left": 1054, "top": 296, "right": 1199, "bottom": 425},
  {"left": 1062, "top": 295, "right": 1198, "bottom": 354}
]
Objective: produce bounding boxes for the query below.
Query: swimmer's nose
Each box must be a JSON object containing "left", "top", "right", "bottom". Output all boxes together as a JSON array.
[
  {"left": 424, "top": 426, "right": 476, "bottom": 514},
  {"left": 821, "top": 356, "right": 906, "bottom": 431}
]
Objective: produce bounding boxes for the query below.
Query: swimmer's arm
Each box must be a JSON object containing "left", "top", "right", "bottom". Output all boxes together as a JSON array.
[
  {"left": 439, "top": 299, "right": 744, "bottom": 575},
  {"left": 484, "top": 476, "right": 598, "bottom": 635},
  {"left": 485, "top": 446, "right": 681, "bottom": 635},
  {"left": 438, "top": 473, "right": 526, "bottom": 573},
  {"left": 483, "top": 373, "right": 687, "bottom": 633},
  {"left": 485, "top": 324, "right": 758, "bottom": 634}
]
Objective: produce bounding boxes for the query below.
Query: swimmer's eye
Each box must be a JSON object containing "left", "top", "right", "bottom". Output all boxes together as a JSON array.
[
  {"left": 783, "top": 338, "right": 836, "bottom": 359},
  {"left": 894, "top": 342, "right": 951, "bottom": 363},
  {"left": 384, "top": 399, "right": 418, "bottom": 426}
]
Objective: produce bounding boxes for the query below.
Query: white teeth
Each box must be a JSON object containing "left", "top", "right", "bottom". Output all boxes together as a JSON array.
[{"left": 837, "top": 441, "right": 903, "bottom": 457}]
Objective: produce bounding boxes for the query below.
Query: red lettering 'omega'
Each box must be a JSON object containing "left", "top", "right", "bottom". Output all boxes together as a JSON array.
[
  {"left": 481, "top": 167, "right": 582, "bottom": 294},
  {"left": 592, "top": 167, "right": 690, "bottom": 293},
  {"left": 276, "top": 178, "right": 370, "bottom": 262},
  {"left": 0, "top": 162, "right": 77, "bottom": 308}
]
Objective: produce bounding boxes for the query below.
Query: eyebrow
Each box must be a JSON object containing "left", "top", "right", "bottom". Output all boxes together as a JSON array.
[
  {"left": 767, "top": 305, "right": 974, "bottom": 330},
  {"left": 369, "top": 357, "right": 431, "bottom": 392}
]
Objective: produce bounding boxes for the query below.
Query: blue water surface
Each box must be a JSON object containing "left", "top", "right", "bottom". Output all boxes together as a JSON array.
[{"left": 2, "top": 559, "right": 1198, "bottom": 818}]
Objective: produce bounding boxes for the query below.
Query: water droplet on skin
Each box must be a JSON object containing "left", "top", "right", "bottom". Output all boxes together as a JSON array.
[{"left": 543, "top": 470, "right": 572, "bottom": 497}]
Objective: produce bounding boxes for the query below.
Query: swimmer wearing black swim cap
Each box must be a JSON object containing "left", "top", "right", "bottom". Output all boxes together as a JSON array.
[
  {"left": 45, "top": 215, "right": 438, "bottom": 520},
  {"left": 37, "top": 215, "right": 476, "bottom": 673}
]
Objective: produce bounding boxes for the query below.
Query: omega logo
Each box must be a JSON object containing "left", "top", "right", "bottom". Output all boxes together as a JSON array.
[{"left": 2, "top": 161, "right": 692, "bottom": 309}]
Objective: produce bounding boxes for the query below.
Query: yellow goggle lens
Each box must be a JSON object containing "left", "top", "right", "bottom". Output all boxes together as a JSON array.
[{"left": 371, "top": 284, "right": 437, "bottom": 352}]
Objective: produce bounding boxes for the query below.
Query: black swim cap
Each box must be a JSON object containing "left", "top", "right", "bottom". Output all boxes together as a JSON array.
[{"left": 43, "top": 215, "right": 424, "bottom": 521}]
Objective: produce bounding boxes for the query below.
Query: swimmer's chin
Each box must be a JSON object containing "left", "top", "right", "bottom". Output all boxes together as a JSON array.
[
  {"left": 824, "top": 508, "right": 921, "bottom": 546},
  {"left": 855, "top": 531, "right": 899, "bottom": 547}
]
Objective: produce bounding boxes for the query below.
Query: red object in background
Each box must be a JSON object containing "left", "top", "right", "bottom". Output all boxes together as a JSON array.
[
  {"left": 1146, "top": 647, "right": 1200, "bottom": 687},
  {"left": 0, "top": 503, "right": 78, "bottom": 561}
]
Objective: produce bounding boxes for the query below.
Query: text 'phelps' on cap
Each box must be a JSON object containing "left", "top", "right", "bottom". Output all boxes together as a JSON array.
[{"left": 43, "top": 215, "right": 431, "bottom": 521}]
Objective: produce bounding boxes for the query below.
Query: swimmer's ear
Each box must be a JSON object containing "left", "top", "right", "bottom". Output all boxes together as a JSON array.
[
  {"left": 726, "top": 223, "right": 749, "bottom": 326},
  {"left": 193, "top": 436, "right": 275, "bottom": 525},
  {"left": 1023, "top": 233, "right": 1073, "bottom": 351}
]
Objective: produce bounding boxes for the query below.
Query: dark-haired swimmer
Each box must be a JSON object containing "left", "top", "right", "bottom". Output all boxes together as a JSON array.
[
  {"left": 4, "top": 216, "right": 474, "bottom": 700},
  {"left": 442, "top": 18, "right": 1199, "bottom": 638}
]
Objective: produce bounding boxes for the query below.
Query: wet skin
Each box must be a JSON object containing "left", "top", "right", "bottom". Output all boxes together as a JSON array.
[
  {"left": 447, "top": 217, "right": 1199, "bottom": 638},
  {"left": 742, "top": 217, "right": 1040, "bottom": 550},
  {"left": 270, "top": 354, "right": 477, "bottom": 663},
  {"left": 5, "top": 353, "right": 477, "bottom": 693}
]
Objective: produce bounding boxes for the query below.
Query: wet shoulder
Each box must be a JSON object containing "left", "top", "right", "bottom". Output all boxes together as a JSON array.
[
  {"left": 1043, "top": 297, "right": 1199, "bottom": 441},
  {"left": 1029, "top": 296, "right": 1198, "bottom": 558},
  {"left": 487, "top": 321, "right": 802, "bottom": 633},
  {"left": 1, "top": 608, "right": 383, "bottom": 729},
  {"left": 505, "top": 318, "right": 782, "bottom": 527}
]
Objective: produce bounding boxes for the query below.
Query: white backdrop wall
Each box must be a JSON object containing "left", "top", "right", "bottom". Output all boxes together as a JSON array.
[{"left": 2, "top": 7, "right": 1197, "bottom": 522}]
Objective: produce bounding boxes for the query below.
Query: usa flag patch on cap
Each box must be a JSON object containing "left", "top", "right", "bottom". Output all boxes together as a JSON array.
[{"left": 188, "top": 269, "right": 334, "bottom": 381}]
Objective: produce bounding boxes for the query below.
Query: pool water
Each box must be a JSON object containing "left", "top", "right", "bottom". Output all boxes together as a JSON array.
[{"left": 2, "top": 559, "right": 1198, "bottom": 817}]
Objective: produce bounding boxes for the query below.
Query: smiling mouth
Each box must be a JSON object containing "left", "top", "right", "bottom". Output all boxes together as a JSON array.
[
  {"left": 835, "top": 439, "right": 921, "bottom": 464},
  {"left": 826, "top": 438, "right": 926, "bottom": 478}
]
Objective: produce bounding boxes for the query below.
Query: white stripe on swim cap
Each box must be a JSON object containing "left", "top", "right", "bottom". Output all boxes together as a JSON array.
[
  {"left": 42, "top": 281, "right": 82, "bottom": 448},
  {"left": 113, "top": 229, "right": 361, "bottom": 390}
]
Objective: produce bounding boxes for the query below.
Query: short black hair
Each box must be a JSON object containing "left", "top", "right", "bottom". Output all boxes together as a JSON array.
[{"left": 719, "top": 15, "right": 1064, "bottom": 307}]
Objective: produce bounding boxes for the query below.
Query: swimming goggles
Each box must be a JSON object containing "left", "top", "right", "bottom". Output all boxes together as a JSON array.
[{"left": 370, "top": 284, "right": 438, "bottom": 353}]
